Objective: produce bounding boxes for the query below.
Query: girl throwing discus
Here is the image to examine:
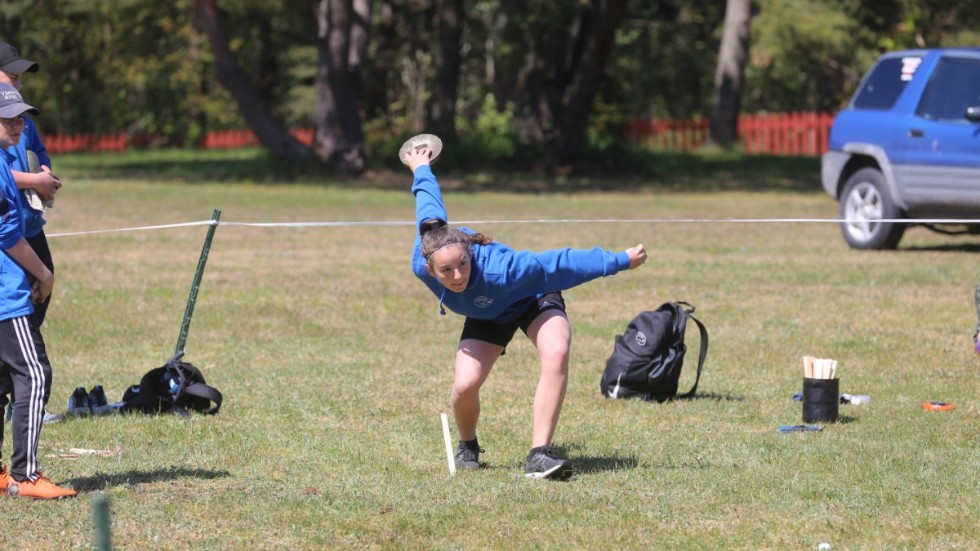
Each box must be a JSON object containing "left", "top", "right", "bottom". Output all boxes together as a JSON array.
[{"left": 405, "top": 144, "right": 647, "bottom": 480}]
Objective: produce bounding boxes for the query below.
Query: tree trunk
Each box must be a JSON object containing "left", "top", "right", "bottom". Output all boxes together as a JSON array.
[
  {"left": 348, "top": 0, "right": 370, "bottom": 99},
  {"left": 709, "top": 0, "right": 753, "bottom": 147},
  {"left": 192, "top": 0, "right": 311, "bottom": 159},
  {"left": 556, "top": 0, "right": 627, "bottom": 160},
  {"left": 427, "top": 0, "right": 464, "bottom": 141},
  {"left": 490, "top": 0, "right": 626, "bottom": 159},
  {"left": 312, "top": 0, "right": 367, "bottom": 173}
]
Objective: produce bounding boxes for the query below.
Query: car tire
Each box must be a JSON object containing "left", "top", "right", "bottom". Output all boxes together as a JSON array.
[{"left": 838, "top": 167, "right": 905, "bottom": 250}]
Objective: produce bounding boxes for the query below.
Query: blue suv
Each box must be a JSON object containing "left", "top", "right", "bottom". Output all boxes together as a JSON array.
[{"left": 821, "top": 48, "right": 980, "bottom": 249}]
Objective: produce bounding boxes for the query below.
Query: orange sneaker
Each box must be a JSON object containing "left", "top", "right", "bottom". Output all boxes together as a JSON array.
[
  {"left": 0, "top": 465, "right": 11, "bottom": 493},
  {"left": 6, "top": 474, "right": 77, "bottom": 499}
]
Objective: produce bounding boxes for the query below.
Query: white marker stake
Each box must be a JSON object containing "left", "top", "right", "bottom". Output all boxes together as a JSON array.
[{"left": 441, "top": 413, "right": 457, "bottom": 477}]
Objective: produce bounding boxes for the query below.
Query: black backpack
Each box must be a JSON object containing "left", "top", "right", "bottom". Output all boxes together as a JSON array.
[
  {"left": 600, "top": 301, "right": 708, "bottom": 402},
  {"left": 120, "top": 357, "right": 222, "bottom": 417}
]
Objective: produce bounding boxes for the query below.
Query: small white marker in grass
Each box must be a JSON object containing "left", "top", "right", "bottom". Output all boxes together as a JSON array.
[{"left": 441, "top": 412, "right": 456, "bottom": 477}]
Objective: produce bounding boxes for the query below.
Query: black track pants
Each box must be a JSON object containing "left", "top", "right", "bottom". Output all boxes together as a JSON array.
[{"left": 0, "top": 315, "right": 51, "bottom": 482}]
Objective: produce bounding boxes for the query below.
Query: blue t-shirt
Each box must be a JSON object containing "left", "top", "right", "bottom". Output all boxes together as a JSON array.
[
  {"left": 4, "top": 117, "right": 47, "bottom": 238},
  {"left": 0, "top": 151, "right": 35, "bottom": 321},
  {"left": 410, "top": 165, "right": 630, "bottom": 322},
  {"left": 22, "top": 117, "right": 50, "bottom": 168}
]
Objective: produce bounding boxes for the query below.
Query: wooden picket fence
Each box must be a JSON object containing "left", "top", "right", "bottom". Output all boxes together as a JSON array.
[
  {"left": 43, "top": 112, "right": 835, "bottom": 156},
  {"left": 627, "top": 111, "right": 835, "bottom": 156}
]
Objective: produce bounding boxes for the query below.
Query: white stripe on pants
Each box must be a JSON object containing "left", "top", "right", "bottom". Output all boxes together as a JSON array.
[{"left": 0, "top": 315, "right": 50, "bottom": 482}]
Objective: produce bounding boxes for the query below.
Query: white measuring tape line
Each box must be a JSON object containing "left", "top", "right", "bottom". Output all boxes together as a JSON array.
[
  {"left": 47, "top": 220, "right": 214, "bottom": 238},
  {"left": 44, "top": 217, "right": 980, "bottom": 238}
]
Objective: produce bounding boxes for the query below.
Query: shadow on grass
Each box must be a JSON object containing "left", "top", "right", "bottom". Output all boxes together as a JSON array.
[
  {"left": 681, "top": 392, "right": 746, "bottom": 402},
  {"left": 902, "top": 242, "right": 980, "bottom": 253},
  {"left": 70, "top": 466, "right": 232, "bottom": 491},
  {"left": 547, "top": 443, "right": 639, "bottom": 474},
  {"left": 572, "top": 453, "right": 641, "bottom": 474},
  {"left": 57, "top": 148, "right": 823, "bottom": 194}
]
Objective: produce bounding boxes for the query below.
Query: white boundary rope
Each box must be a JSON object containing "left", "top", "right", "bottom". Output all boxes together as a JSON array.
[{"left": 46, "top": 217, "right": 980, "bottom": 238}]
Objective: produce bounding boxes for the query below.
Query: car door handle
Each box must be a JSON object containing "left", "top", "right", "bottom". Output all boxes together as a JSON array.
[{"left": 908, "top": 128, "right": 924, "bottom": 138}]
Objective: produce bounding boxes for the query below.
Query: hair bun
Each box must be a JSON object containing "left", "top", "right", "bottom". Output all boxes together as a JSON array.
[{"left": 420, "top": 218, "right": 447, "bottom": 235}]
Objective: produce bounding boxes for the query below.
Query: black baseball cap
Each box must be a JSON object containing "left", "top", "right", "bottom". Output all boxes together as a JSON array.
[
  {"left": 0, "top": 84, "right": 39, "bottom": 118},
  {"left": 0, "top": 42, "right": 38, "bottom": 74}
]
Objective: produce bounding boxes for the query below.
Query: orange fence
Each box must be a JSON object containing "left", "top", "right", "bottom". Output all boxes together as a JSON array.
[
  {"left": 45, "top": 128, "right": 316, "bottom": 154},
  {"left": 196, "top": 128, "right": 314, "bottom": 150},
  {"left": 627, "top": 111, "right": 835, "bottom": 156},
  {"left": 45, "top": 112, "right": 835, "bottom": 156},
  {"left": 44, "top": 133, "right": 129, "bottom": 154}
]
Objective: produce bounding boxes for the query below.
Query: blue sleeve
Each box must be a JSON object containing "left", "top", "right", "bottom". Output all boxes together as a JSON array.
[
  {"left": 491, "top": 246, "right": 631, "bottom": 296},
  {"left": 411, "top": 165, "right": 447, "bottom": 232},
  {"left": 0, "top": 167, "right": 23, "bottom": 249},
  {"left": 23, "top": 118, "right": 51, "bottom": 168}
]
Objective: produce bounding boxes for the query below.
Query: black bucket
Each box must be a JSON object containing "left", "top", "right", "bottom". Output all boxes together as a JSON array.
[{"left": 802, "top": 377, "right": 839, "bottom": 423}]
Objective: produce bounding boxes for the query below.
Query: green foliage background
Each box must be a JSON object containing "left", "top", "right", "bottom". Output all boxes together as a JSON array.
[{"left": 1, "top": 0, "right": 979, "bottom": 146}]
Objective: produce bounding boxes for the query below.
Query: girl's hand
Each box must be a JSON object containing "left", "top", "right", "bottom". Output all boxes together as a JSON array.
[
  {"left": 626, "top": 244, "right": 647, "bottom": 270},
  {"left": 405, "top": 146, "right": 432, "bottom": 172}
]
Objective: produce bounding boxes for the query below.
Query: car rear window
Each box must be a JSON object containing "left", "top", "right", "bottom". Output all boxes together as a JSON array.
[
  {"left": 916, "top": 57, "right": 980, "bottom": 121},
  {"left": 852, "top": 56, "right": 922, "bottom": 110}
]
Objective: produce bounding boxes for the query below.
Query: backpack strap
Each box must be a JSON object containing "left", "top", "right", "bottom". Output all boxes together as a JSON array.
[
  {"left": 182, "top": 382, "right": 222, "bottom": 415},
  {"left": 677, "top": 312, "right": 708, "bottom": 399},
  {"left": 168, "top": 358, "right": 223, "bottom": 416}
]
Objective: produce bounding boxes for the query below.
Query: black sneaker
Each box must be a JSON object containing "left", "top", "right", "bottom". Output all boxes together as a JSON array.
[
  {"left": 455, "top": 440, "right": 483, "bottom": 470},
  {"left": 88, "top": 385, "right": 112, "bottom": 414},
  {"left": 89, "top": 386, "right": 109, "bottom": 407},
  {"left": 524, "top": 446, "right": 573, "bottom": 480},
  {"left": 66, "top": 387, "right": 91, "bottom": 416}
]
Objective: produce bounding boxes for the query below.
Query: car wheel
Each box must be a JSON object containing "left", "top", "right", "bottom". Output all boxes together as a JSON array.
[{"left": 839, "top": 167, "right": 905, "bottom": 250}]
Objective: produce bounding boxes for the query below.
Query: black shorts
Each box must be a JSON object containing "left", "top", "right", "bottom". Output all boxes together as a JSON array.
[{"left": 460, "top": 292, "right": 566, "bottom": 349}]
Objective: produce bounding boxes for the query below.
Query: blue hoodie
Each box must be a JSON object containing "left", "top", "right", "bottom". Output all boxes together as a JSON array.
[
  {"left": 411, "top": 165, "right": 631, "bottom": 322},
  {"left": 0, "top": 152, "right": 35, "bottom": 322}
]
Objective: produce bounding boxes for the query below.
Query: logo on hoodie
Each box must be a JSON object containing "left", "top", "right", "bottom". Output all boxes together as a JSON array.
[{"left": 473, "top": 296, "right": 494, "bottom": 308}]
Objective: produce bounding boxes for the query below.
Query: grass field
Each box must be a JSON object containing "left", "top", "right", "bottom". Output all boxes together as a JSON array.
[{"left": 2, "top": 150, "right": 977, "bottom": 550}]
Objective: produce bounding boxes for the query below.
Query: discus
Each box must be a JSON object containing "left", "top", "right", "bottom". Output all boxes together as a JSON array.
[
  {"left": 399, "top": 134, "right": 442, "bottom": 165},
  {"left": 921, "top": 401, "right": 954, "bottom": 411},
  {"left": 27, "top": 149, "right": 40, "bottom": 173},
  {"left": 26, "top": 150, "right": 56, "bottom": 209}
]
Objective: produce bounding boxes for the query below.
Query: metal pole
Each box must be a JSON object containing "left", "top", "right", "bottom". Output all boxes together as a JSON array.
[
  {"left": 174, "top": 209, "right": 221, "bottom": 357},
  {"left": 92, "top": 495, "right": 112, "bottom": 550}
]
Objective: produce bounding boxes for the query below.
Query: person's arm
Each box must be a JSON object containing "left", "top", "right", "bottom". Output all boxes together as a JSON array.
[
  {"left": 13, "top": 120, "right": 60, "bottom": 198},
  {"left": 0, "top": 175, "right": 52, "bottom": 302},
  {"left": 499, "top": 243, "right": 647, "bottom": 296},
  {"left": 407, "top": 148, "right": 448, "bottom": 232},
  {"left": 11, "top": 169, "right": 61, "bottom": 198},
  {"left": 5, "top": 238, "right": 53, "bottom": 303}
]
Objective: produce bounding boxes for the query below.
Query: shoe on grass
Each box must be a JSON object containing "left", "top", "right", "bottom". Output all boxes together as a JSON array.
[
  {"left": 88, "top": 385, "right": 115, "bottom": 415},
  {"left": 66, "top": 387, "right": 91, "bottom": 416},
  {"left": 0, "top": 465, "right": 11, "bottom": 493},
  {"left": 5, "top": 406, "right": 64, "bottom": 424},
  {"left": 455, "top": 439, "right": 483, "bottom": 470},
  {"left": 5, "top": 474, "right": 77, "bottom": 499},
  {"left": 524, "top": 446, "right": 573, "bottom": 480}
]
